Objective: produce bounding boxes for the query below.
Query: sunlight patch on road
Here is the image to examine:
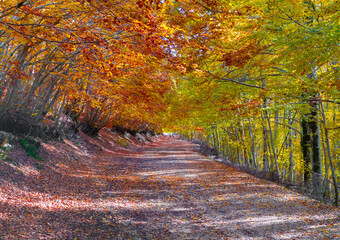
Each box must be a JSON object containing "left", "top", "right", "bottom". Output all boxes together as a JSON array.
[
  {"left": 0, "top": 183, "right": 171, "bottom": 212},
  {"left": 141, "top": 153, "right": 204, "bottom": 159},
  {"left": 273, "top": 193, "right": 310, "bottom": 202},
  {"left": 138, "top": 169, "right": 200, "bottom": 176}
]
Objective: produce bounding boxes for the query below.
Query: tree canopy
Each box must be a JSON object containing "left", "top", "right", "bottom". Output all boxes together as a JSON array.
[{"left": 0, "top": 0, "right": 339, "bottom": 205}]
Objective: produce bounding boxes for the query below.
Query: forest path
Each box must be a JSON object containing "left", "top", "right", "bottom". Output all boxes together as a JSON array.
[
  {"left": 0, "top": 134, "right": 339, "bottom": 239},
  {"left": 128, "top": 136, "right": 339, "bottom": 239}
]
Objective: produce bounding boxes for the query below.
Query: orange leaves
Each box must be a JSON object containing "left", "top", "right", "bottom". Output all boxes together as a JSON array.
[
  {"left": 2, "top": 132, "right": 340, "bottom": 239},
  {"left": 221, "top": 42, "right": 264, "bottom": 68},
  {"left": 220, "top": 99, "right": 261, "bottom": 114},
  {"left": 195, "top": 127, "right": 205, "bottom": 133}
]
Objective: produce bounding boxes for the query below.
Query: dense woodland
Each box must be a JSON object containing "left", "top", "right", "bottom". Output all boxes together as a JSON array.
[{"left": 0, "top": 0, "right": 339, "bottom": 206}]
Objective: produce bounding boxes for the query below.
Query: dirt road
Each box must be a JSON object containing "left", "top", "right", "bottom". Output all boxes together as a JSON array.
[{"left": 0, "top": 134, "right": 339, "bottom": 239}]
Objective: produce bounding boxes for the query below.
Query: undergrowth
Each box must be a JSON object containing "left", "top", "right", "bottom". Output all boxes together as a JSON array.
[{"left": 19, "top": 137, "right": 42, "bottom": 161}]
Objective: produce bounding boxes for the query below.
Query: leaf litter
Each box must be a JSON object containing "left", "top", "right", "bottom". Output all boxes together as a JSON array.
[{"left": 0, "top": 129, "right": 339, "bottom": 239}]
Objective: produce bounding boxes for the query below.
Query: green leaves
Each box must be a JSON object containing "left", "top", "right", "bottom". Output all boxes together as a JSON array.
[{"left": 19, "top": 137, "right": 42, "bottom": 161}]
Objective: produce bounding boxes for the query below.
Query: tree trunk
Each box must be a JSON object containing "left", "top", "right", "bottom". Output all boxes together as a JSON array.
[
  {"left": 320, "top": 102, "right": 338, "bottom": 206},
  {"left": 309, "top": 101, "right": 323, "bottom": 201},
  {"left": 288, "top": 110, "right": 294, "bottom": 184},
  {"left": 301, "top": 116, "right": 312, "bottom": 187},
  {"left": 261, "top": 97, "right": 269, "bottom": 173},
  {"left": 262, "top": 122, "right": 269, "bottom": 173},
  {"left": 266, "top": 111, "right": 280, "bottom": 182},
  {"left": 248, "top": 118, "right": 258, "bottom": 170}
]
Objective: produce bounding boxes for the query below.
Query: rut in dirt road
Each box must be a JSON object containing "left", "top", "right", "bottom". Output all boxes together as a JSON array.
[{"left": 0, "top": 135, "right": 339, "bottom": 239}]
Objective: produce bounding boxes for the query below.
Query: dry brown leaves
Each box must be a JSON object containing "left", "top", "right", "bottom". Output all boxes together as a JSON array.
[{"left": 0, "top": 131, "right": 339, "bottom": 239}]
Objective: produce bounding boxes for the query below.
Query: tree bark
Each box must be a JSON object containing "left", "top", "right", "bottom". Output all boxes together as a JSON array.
[
  {"left": 288, "top": 110, "right": 294, "bottom": 184},
  {"left": 248, "top": 118, "right": 258, "bottom": 170},
  {"left": 266, "top": 112, "right": 280, "bottom": 182},
  {"left": 309, "top": 101, "right": 323, "bottom": 201},
  {"left": 320, "top": 102, "right": 338, "bottom": 206},
  {"left": 301, "top": 116, "right": 312, "bottom": 186}
]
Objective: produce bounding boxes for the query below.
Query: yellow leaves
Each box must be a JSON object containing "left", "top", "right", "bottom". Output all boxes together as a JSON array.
[{"left": 106, "top": 71, "right": 114, "bottom": 78}]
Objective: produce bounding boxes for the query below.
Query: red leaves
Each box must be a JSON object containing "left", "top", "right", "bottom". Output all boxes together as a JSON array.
[
  {"left": 221, "top": 43, "right": 264, "bottom": 68},
  {"left": 220, "top": 99, "right": 261, "bottom": 116},
  {"left": 137, "top": 0, "right": 162, "bottom": 10},
  {"left": 2, "top": 133, "right": 338, "bottom": 238},
  {"left": 195, "top": 127, "right": 205, "bottom": 133}
]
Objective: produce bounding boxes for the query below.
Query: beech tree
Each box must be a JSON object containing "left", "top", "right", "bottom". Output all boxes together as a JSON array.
[
  {"left": 0, "top": 0, "right": 174, "bottom": 136},
  {"left": 165, "top": 0, "right": 339, "bottom": 205},
  {"left": 0, "top": 0, "right": 338, "bottom": 205}
]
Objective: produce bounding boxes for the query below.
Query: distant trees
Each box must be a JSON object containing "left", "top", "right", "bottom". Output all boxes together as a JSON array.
[{"left": 166, "top": 0, "right": 339, "bottom": 205}]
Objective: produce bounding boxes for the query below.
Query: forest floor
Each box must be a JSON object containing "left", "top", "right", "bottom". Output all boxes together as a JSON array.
[{"left": 0, "top": 129, "right": 339, "bottom": 239}]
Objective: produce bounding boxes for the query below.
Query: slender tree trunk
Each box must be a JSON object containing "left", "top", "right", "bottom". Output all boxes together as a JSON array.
[
  {"left": 309, "top": 100, "right": 323, "bottom": 201},
  {"left": 274, "top": 110, "right": 279, "bottom": 140},
  {"left": 301, "top": 116, "right": 312, "bottom": 187},
  {"left": 266, "top": 112, "right": 280, "bottom": 182},
  {"left": 261, "top": 97, "right": 269, "bottom": 173},
  {"left": 234, "top": 129, "right": 242, "bottom": 164},
  {"left": 215, "top": 128, "right": 221, "bottom": 155},
  {"left": 262, "top": 122, "right": 269, "bottom": 173},
  {"left": 288, "top": 110, "right": 294, "bottom": 184},
  {"left": 248, "top": 118, "right": 258, "bottom": 170},
  {"left": 321, "top": 102, "right": 338, "bottom": 206}
]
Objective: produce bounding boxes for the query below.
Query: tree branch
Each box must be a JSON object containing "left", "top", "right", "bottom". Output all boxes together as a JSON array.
[
  {"left": 269, "top": 121, "right": 302, "bottom": 136},
  {"left": 211, "top": 73, "right": 265, "bottom": 89},
  {"left": 1, "top": 23, "right": 102, "bottom": 45}
]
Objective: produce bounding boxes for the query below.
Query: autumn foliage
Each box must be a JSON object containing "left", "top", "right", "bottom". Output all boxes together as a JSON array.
[
  {"left": 0, "top": 0, "right": 339, "bottom": 206},
  {"left": 0, "top": 0, "right": 173, "bottom": 136}
]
